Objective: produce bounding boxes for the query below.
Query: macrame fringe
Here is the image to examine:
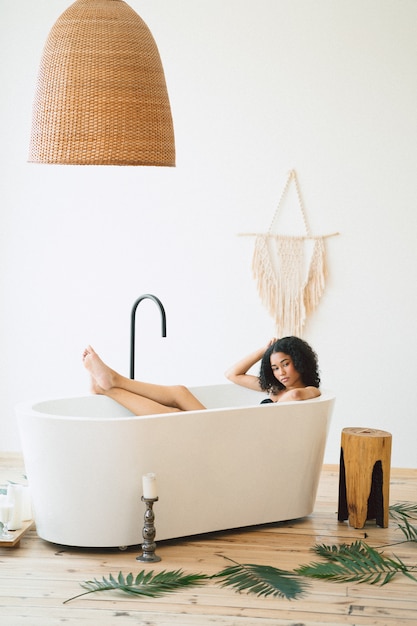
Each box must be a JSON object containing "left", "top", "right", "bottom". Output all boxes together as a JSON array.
[
  {"left": 304, "top": 237, "right": 327, "bottom": 316},
  {"left": 252, "top": 235, "right": 328, "bottom": 337},
  {"left": 252, "top": 235, "right": 279, "bottom": 328}
]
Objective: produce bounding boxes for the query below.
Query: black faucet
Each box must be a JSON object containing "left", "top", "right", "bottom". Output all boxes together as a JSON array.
[{"left": 130, "top": 294, "right": 167, "bottom": 379}]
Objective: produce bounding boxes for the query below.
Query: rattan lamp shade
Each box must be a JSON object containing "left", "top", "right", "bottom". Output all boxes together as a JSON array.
[{"left": 29, "top": 0, "right": 175, "bottom": 166}]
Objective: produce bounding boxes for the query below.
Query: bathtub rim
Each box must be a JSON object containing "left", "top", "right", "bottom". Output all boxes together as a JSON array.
[{"left": 15, "top": 386, "right": 335, "bottom": 421}]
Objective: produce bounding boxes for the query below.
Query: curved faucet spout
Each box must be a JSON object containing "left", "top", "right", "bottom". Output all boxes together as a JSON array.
[{"left": 130, "top": 294, "right": 167, "bottom": 379}]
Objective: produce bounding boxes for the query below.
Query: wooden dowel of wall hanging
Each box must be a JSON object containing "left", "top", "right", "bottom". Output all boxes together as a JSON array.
[{"left": 237, "top": 232, "right": 340, "bottom": 239}]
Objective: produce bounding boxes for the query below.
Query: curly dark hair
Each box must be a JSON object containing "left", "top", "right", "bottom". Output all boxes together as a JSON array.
[{"left": 259, "top": 336, "right": 320, "bottom": 393}]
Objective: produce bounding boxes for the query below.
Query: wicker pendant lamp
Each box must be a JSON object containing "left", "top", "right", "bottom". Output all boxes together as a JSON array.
[{"left": 29, "top": 0, "right": 175, "bottom": 166}]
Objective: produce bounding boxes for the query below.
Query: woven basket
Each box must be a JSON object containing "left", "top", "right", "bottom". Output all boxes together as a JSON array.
[{"left": 29, "top": 0, "right": 175, "bottom": 166}]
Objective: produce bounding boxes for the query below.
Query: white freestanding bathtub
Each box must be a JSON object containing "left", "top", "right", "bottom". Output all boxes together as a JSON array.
[{"left": 16, "top": 384, "right": 335, "bottom": 548}]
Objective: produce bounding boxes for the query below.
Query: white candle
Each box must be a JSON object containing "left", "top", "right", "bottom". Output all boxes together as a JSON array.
[
  {"left": 0, "top": 494, "right": 13, "bottom": 527},
  {"left": 7, "top": 484, "right": 23, "bottom": 530},
  {"left": 142, "top": 473, "right": 158, "bottom": 499}
]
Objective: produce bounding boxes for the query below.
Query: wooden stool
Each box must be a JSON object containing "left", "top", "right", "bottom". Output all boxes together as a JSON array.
[{"left": 337, "top": 427, "right": 392, "bottom": 529}]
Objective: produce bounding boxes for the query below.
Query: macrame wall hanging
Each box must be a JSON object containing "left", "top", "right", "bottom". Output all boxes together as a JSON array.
[{"left": 240, "top": 170, "right": 338, "bottom": 337}]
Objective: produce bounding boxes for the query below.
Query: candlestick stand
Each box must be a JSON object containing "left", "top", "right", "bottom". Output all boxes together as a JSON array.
[{"left": 136, "top": 496, "right": 161, "bottom": 562}]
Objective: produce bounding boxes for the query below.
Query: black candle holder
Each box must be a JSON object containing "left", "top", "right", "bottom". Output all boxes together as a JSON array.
[{"left": 136, "top": 496, "right": 161, "bottom": 562}]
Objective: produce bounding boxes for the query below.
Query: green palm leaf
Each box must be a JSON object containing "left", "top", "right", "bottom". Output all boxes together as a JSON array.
[
  {"left": 213, "top": 562, "right": 308, "bottom": 600},
  {"left": 296, "top": 540, "right": 417, "bottom": 585},
  {"left": 64, "top": 569, "right": 209, "bottom": 604},
  {"left": 395, "top": 518, "right": 417, "bottom": 542},
  {"left": 390, "top": 502, "right": 417, "bottom": 542},
  {"left": 390, "top": 502, "right": 417, "bottom": 518}
]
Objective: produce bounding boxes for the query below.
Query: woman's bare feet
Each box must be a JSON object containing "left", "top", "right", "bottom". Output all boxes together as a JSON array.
[{"left": 82, "top": 345, "right": 117, "bottom": 391}]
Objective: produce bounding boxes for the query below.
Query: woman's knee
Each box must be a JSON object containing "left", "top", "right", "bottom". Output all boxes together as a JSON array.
[{"left": 172, "top": 385, "right": 194, "bottom": 408}]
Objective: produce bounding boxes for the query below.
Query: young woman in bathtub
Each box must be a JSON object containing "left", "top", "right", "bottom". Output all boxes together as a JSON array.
[
  {"left": 225, "top": 336, "right": 320, "bottom": 403},
  {"left": 83, "top": 336, "right": 319, "bottom": 415}
]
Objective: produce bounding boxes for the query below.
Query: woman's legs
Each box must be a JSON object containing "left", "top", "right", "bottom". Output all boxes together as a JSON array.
[
  {"left": 98, "top": 387, "right": 183, "bottom": 415},
  {"left": 82, "top": 345, "right": 206, "bottom": 415}
]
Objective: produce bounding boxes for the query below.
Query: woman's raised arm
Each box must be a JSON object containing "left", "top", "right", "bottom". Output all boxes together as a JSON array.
[{"left": 225, "top": 339, "right": 276, "bottom": 391}]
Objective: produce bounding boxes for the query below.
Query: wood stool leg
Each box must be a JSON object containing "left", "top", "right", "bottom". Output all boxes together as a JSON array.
[{"left": 337, "top": 447, "right": 348, "bottom": 522}]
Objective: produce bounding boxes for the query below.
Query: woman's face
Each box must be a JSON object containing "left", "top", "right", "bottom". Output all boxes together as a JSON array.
[{"left": 270, "top": 351, "right": 303, "bottom": 389}]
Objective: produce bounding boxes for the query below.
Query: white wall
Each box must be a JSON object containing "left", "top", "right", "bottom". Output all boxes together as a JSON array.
[{"left": 1, "top": 0, "right": 416, "bottom": 467}]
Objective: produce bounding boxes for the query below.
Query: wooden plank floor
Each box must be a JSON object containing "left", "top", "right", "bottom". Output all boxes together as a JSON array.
[{"left": 1, "top": 453, "right": 416, "bottom": 625}]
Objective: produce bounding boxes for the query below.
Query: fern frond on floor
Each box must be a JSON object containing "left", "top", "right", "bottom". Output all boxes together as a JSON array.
[
  {"left": 390, "top": 502, "right": 417, "bottom": 542},
  {"left": 64, "top": 569, "right": 209, "bottom": 604},
  {"left": 295, "top": 540, "right": 417, "bottom": 585},
  {"left": 390, "top": 502, "right": 417, "bottom": 518},
  {"left": 213, "top": 562, "right": 308, "bottom": 600}
]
